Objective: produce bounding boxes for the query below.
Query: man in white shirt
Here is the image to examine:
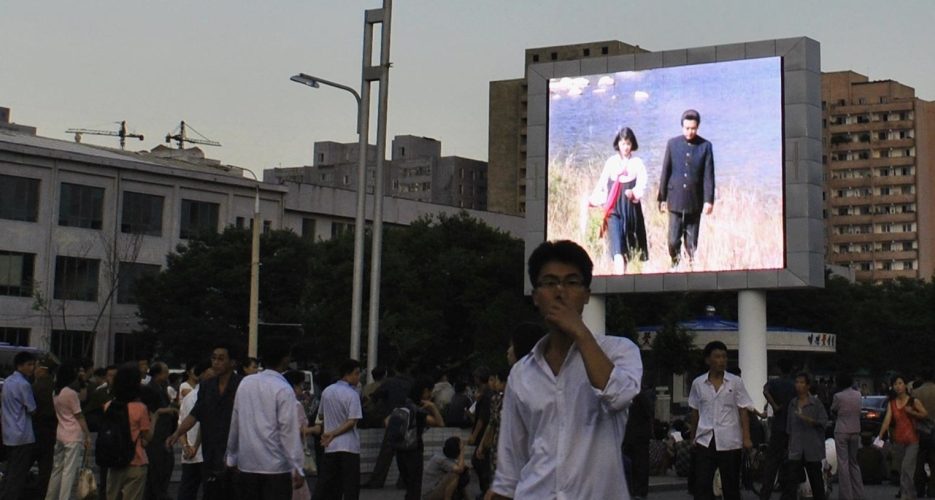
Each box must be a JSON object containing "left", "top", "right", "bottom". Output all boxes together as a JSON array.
[
  {"left": 688, "top": 341, "right": 754, "bottom": 500},
  {"left": 489, "top": 240, "right": 643, "bottom": 500},
  {"left": 226, "top": 342, "right": 305, "bottom": 498},
  {"left": 313, "top": 359, "right": 363, "bottom": 500}
]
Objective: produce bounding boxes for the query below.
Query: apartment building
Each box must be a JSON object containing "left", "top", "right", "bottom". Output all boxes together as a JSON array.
[
  {"left": 487, "top": 40, "right": 648, "bottom": 215},
  {"left": 822, "top": 72, "right": 935, "bottom": 281}
]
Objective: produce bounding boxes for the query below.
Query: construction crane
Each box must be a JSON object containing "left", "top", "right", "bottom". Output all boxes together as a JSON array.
[
  {"left": 165, "top": 121, "right": 221, "bottom": 149},
  {"left": 66, "top": 121, "right": 144, "bottom": 150}
]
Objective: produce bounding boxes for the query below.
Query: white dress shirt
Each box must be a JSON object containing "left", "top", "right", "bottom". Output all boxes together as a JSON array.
[
  {"left": 225, "top": 369, "right": 304, "bottom": 475},
  {"left": 491, "top": 334, "right": 643, "bottom": 500},
  {"left": 178, "top": 386, "right": 203, "bottom": 464},
  {"left": 688, "top": 371, "right": 754, "bottom": 451},
  {"left": 317, "top": 379, "right": 362, "bottom": 454}
]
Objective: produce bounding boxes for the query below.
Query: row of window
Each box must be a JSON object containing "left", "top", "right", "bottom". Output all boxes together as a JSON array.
[
  {"left": 833, "top": 185, "right": 915, "bottom": 198},
  {"left": 851, "top": 260, "right": 917, "bottom": 272},
  {"left": 829, "top": 148, "right": 915, "bottom": 162},
  {"left": 827, "top": 111, "right": 914, "bottom": 125},
  {"left": 829, "top": 166, "right": 914, "bottom": 179},
  {"left": 829, "top": 129, "right": 914, "bottom": 145},
  {"left": 0, "top": 327, "right": 144, "bottom": 364},
  {"left": 0, "top": 250, "right": 158, "bottom": 304},
  {"left": 833, "top": 222, "right": 917, "bottom": 235},
  {"left": 834, "top": 241, "right": 916, "bottom": 254},
  {"left": 833, "top": 204, "right": 916, "bottom": 216},
  {"left": 0, "top": 174, "right": 223, "bottom": 239}
]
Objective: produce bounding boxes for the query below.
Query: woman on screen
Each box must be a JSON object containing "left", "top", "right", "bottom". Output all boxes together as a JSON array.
[{"left": 588, "top": 127, "right": 649, "bottom": 274}]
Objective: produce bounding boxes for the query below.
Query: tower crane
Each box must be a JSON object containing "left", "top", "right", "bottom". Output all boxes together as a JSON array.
[
  {"left": 66, "top": 121, "right": 144, "bottom": 150},
  {"left": 164, "top": 121, "right": 221, "bottom": 149}
]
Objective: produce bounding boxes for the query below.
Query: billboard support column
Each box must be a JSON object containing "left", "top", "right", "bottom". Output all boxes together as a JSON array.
[
  {"left": 582, "top": 295, "right": 606, "bottom": 337},
  {"left": 738, "top": 290, "right": 767, "bottom": 409}
]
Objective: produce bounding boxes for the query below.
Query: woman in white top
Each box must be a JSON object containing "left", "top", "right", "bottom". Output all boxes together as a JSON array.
[{"left": 589, "top": 127, "right": 649, "bottom": 274}]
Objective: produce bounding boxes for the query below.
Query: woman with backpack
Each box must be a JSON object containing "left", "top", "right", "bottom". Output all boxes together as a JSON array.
[
  {"left": 878, "top": 374, "right": 929, "bottom": 500},
  {"left": 45, "top": 361, "right": 91, "bottom": 500},
  {"left": 102, "top": 362, "right": 153, "bottom": 500}
]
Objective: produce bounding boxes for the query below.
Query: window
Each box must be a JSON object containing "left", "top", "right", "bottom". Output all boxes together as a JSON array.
[
  {"left": 59, "top": 183, "right": 104, "bottom": 229},
  {"left": 331, "top": 222, "right": 353, "bottom": 238},
  {"left": 532, "top": 54, "right": 539, "bottom": 63},
  {"left": 54, "top": 256, "right": 100, "bottom": 301},
  {"left": 400, "top": 147, "right": 406, "bottom": 157},
  {"left": 0, "top": 174, "right": 40, "bottom": 222},
  {"left": 0, "top": 327, "right": 29, "bottom": 346},
  {"left": 180, "top": 199, "right": 219, "bottom": 239},
  {"left": 121, "top": 192, "right": 164, "bottom": 236},
  {"left": 235, "top": 217, "right": 245, "bottom": 229},
  {"left": 601, "top": 46, "right": 608, "bottom": 55},
  {"left": 343, "top": 175, "right": 349, "bottom": 185},
  {"left": 583, "top": 48, "right": 590, "bottom": 56},
  {"left": 0, "top": 251, "right": 35, "bottom": 297},
  {"left": 263, "top": 220, "right": 271, "bottom": 234},
  {"left": 51, "top": 330, "right": 94, "bottom": 361},
  {"left": 302, "top": 218, "right": 317, "bottom": 241},
  {"left": 113, "top": 332, "right": 147, "bottom": 364},
  {"left": 318, "top": 153, "right": 324, "bottom": 163},
  {"left": 117, "top": 262, "right": 160, "bottom": 304},
  {"left": 550, "top": 52, "right": 557, "bottom": 61}
]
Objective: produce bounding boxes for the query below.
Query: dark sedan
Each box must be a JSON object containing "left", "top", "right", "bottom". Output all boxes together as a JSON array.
[{"left": 861, "top": 395, "right": 889, "bottom": 435}]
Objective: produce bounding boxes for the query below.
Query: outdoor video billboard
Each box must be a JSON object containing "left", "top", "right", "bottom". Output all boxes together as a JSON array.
[{"left": 525, "top": 38, "right": 823, "bottom": 292}]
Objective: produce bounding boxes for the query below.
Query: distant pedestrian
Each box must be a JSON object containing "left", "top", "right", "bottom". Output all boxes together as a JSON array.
[
  {"left": 784, "top": 373, "right": 828, "bottom": 500},
  {"left": 878, "top": 374, "right": 928, "bottom": 500},
  {"left": 142, "top": 361, "right": 178, "bottom": 500},
  {"left": 912, "top": 370, "right": 935, "bottom": 498},
  {"left": 105, "top": 363, "right": 153, "bottom": 500},
  {"left": 689, "top": 341, "right": 754, "bottom": 500},
  {"left": 759, "top": 358, "right": 796, "bottom": 500},
  {"left": 33, "top": 357, "right": 58, "bottom": 498},
  {"left": 396, "top": 377, "right": 444, "bottom": 500},
  {"left": 226, "top": 342, "right": 305, "bottom": 499},
  {"left": 45, "top": 361, "right": 92, "bottom": 500},
  {"left": 422, "top": 437, "right": 470, "bottom": 500},
  {"left": 830, "top": 372, "right": 864, "bottom": 500},
  {"left": 176, "top": 361, "right": 211, "bottom": 500},
  {"left": 313, "top": 359, "right": 364, "bottom": 500},
  {"left": 0, "top": 351, "right": 38, "bottom": 500}
]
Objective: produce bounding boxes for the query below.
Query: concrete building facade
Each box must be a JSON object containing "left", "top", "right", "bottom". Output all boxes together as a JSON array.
[
  {"left": 0, "top": 108, "right": 518, "bottom": 365},
  {"left": 821, "top": 72, "right": 935, "bottom": 281},
  {"left": 487, "top": 40, "right": 648, "bottom": 215},
  {"left": 267, "top": 135, "right": 487, "bottom": 210}
]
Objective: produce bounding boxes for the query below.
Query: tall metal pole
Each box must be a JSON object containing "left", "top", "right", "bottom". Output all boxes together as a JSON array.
[
  {"left": 366, "top": 0, "right": 391, "bottom": 380},
  {"left": 350, "top": 21, "right": 374, "bottom": 363},
  {"left": 245, "top": 173, "right": 261, "bottom": 359}
]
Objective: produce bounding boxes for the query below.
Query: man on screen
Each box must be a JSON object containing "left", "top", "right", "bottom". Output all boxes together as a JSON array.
[{"left": 658, "top": 109, "right": 715, "bottom": 268}]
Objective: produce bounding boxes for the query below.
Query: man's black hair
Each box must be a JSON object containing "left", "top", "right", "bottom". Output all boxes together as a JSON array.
[
  {"left": 114, "top": 362, "right": 142, "bottom": 403},
  {"left": 244, "top": 357, "right": 259, "bottom": 367},
  {"left": 527, "top": 240, "right": 594, "bottom": 288},
  {"left": 454, "top": 380, "right": 467, "bottom": 393},
  {"left": 193, "top": 360, "right": 211, "bottom": 377},
  {"left": 261, "top": 341, "right": 293, "bottom": 371},
  {"left": 512, "top": 322, "right": 546, "bottom": 361},
  {"left": 443, "top": 436, "right": 461, "bottom": 459},
  {"left": 473, "top": 366, "right": 492, "bottom": 385},
  {"left": 212, "top": 341, "right": 242, "bottom": 365},
  {"left": 796, "top": 372, "right": 812, "bottom": 386},
  {"left": 612, "top": 126, "right": 639, "bottom": 152},
  {"left": 13, "top": 351, "right": 36, "bottom": 367},
  {"left": 338, "top": 359, "right": 361, "bottom": 378},
  {"left": 496, "top": 367, "right": 511, "bottom": 384},
  {"left": 702, "top": 340, "right": 727, "bottom": 359},
  {"left": 371, "top": 365, "right": 387, "bottom": 380},
  {"left": 148, "top": 362, "right": 166, "bottom": 377},
  {"left": 836, "top": 372, "right": 853, "bottom": 390},
  {"left": 409, "top": 376, "right": 434, "bottom": 402},
  {"left": 682, "top": 109, "right": 701, "bottom": 125},
  {"left": 284, "top": 370, "right": 305, "bottom": 388},
  {"left": 93, "top": 367, "right": 107, "bottom": 378}
]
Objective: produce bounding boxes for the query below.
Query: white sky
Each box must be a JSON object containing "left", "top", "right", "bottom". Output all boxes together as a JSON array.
[{"left": 2, "top": 1, "right": 933, "bottom": 178}]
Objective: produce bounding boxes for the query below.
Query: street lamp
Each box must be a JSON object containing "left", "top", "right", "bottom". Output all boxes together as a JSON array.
[
  {"left": 241, "top": 169, "right": 262, "bottom": 359},
  {"left": 290, "top": 72, "right": 370, "bottom": 363}
]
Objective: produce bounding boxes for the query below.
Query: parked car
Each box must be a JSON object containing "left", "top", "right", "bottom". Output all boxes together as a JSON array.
[{"left": 861, "top": 395, "right": 889, "bottom": 435}]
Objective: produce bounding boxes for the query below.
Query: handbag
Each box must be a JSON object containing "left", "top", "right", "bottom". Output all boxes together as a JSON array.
[
  {"left": 77, "top": 446, "right": 98, "bottom": 500},
  {"left": 303, "top": 446, "right": 317, "bottom": 476}
]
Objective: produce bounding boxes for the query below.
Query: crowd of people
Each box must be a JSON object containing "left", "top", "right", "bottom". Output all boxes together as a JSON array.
[{"left": 3, "top": 239, "right": 933, "bottom": 500}]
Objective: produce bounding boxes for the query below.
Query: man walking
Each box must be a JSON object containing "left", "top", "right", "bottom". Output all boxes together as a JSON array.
[
  {"left": 313, "top": 359, "right": 364, "bottom": 500},
  {"left": 1, "top": 351, "right": 38, "bottom": 500},
  {"left": 226, "top": 342, "right": 304, "bottom": 499},
  {"left": 760, "top": 358, "right": 796, "bottom": 499},
  {"left": 167, "top": 342, "right": 243, "bottom": 500},
  {"left": 912, "top": 371, "right": 935, "bottom": 498},
  {"left": 658, "top": 109, "right": 716, "bottom": 267},
  {"left": 689, "top": 341, "right": 754, "bottom": 500},
  {"left": 144, "top": 361, "right": 178, "bottom": 500},
  {"left": 490, "top": 240, "right": 643, "bottom": 499},
  {"left": 830, "top": 373, "right": 864, "bottom": 500}
]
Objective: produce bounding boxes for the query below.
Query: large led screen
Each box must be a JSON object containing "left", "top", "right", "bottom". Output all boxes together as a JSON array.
[{"left": 546, "top": 57, "right": 784, "bottom": 276}]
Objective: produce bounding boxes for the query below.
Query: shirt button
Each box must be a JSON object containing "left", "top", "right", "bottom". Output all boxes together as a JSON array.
[
  {"left": 684, "top": 173, "right": 688, "bottom": 177},
  {"left": 683, "top": 184, "right": 687, "bottom": 188}
]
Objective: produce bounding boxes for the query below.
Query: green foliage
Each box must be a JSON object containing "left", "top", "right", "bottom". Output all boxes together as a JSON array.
[{"left": 652, "top": 310, "right": 697, "bottom": 376}]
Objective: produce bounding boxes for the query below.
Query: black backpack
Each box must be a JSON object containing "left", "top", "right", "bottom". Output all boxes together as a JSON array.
[
  {"left": 386, "top": 403, "right": 419, "bottom": 451},
  {"left": 95, "top": 401, "right": 136, "bottom": 468}
]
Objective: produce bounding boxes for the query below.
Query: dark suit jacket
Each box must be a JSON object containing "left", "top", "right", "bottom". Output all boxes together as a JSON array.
[{"left": 657, "top": 135, "right": 715, "bottom": 213}]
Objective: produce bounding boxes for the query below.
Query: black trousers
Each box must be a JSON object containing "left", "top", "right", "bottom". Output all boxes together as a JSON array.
[
  {"left": 145, "top": 441, "right": 175, "bottom": 500},
  {"left": 178, "top": 463, "right": 203, "bottom": 500},
  {"left": 694, "top": 442, "right": 742, "bottom": 500},
  {"left": 396, "top": 448, "right": 423, "bottom": 500},
  {"left": 203, "top": 466, "right": 235, "bottom": 500},
  {"left": 668, "top": 211, "right": 702, "bottom": 264},
  {"left": 783, "top": 459, "right": 824, "bottom": 500},
  {"left": 624, "top": 441, "right": 650, "bottom": 498},
  {"left": 236, "top": 471, "right": 293, "bottom": 500},
  {"left": 312, "top": 452, "right": 360, "bottom": 500},
  {"left": 0, "top": 443, "right": 34, "bottom": 500},
  {"left": 759, "top": 430, "right": 790, "bottom": 500},
  {"left": 915, "top": 440, "right": 935, "bottom": 497},
  {"left": 471, "top": 453, "right": 492, "bottom": 494},
  {"left": 364, "top": 429, "right": 397, "bottom": 487},
  {"left": 35, "top": 422, "right": 56, "bottom": 498}
]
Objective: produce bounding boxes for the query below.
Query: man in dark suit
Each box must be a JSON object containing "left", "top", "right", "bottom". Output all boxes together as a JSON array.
[{"left": 657, "top": 109, "right": 715, "bottom": 267}]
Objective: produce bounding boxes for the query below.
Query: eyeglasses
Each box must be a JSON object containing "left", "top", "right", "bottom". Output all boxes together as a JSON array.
[{"left": 535, "top": 276, "right": 586, "bottom": 290}]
